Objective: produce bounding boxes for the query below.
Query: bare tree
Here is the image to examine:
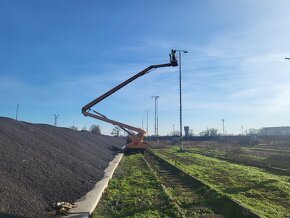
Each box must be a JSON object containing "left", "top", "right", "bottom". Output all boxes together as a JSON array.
[
  {"left": 199, "top": 128, "right": 219, "bottom": 137},
  {"left": 111, "top": 126, "right": 121, "bottom": 137},
  {"left": 90, "top": 124, "right": 101, "bottom": 135},
  {"left": 247, "top": 128, "right": 260, "bottom": 136}
]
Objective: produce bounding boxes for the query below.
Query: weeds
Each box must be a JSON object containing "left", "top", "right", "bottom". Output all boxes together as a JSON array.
[
  {"left": 92, "top": 154, "right": 182, "bottom": 218},
  {"left": 154, "top": 147, "right": 290, "bottom": 218}
]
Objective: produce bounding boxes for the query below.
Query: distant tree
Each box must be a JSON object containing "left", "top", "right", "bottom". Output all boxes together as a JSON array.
[
  {"left": 82, "top": 125, "right": 87, "bottom": 131},
  {"left": 69, "top": 125, "right": 78, "bottom": 131},
  {"left": 171, "top": 131, "right": 180, "bottom": 136},
  {"left": 199, "top": 128, "right": 219, "bottom": 137},
  {"left": 188, "top": 129, "right": 194, "bottom": 136},
  {"left": 90, "top": 124, "right": 101, "bottom": 135},
  {"left": 111, "top": 126, "right": 121, "bottom": 137},
  {"left": 247, "top": 128, "right": 260, "bottom": 135}
]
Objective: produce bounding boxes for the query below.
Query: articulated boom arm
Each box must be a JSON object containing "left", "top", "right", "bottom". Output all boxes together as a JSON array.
[
  {"left": 83, "top": 110, "right": 145, "bottom": 134},
  {"left": 82, "top": 51, "right": 178, "bottom": 151}
]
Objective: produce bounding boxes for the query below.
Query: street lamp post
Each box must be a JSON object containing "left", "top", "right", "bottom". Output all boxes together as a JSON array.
[
  {"left": 174, "top": 49, "right": 188, "bottom": 150},
  {"left": 151, "top": 96, "right": 159, "bottom": 138},
  {"left": 222, "top": 119, "right": 225, "bottom": 135},
  {"left": 16, "top": 103, "right": 19, "bottom": 121},
  {"left": 145, "top": 110, "right": 149, "bottom": 135}
]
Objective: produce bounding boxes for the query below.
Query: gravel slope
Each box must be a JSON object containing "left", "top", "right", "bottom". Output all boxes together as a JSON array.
[{"left": 0, "top": 117, "right": 125, "bottom": 218}]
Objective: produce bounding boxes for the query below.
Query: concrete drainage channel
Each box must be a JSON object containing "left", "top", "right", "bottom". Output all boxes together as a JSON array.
[{"left": 65, "top": 153, "right": 123, "bottom": 218}]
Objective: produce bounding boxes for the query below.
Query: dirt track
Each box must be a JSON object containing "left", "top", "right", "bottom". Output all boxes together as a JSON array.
[{"left": 0, "top": 117, "right": 125, "bottom": 218}]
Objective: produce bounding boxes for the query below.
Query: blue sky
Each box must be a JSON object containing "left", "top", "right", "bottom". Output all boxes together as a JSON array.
[{"left": 1, "top": 1, "right": 290, "bottom": 135}]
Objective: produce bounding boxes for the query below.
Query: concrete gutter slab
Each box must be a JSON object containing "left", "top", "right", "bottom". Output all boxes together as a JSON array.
[{"left": 67, "top": 153, "right": 123, "bottom": 217}]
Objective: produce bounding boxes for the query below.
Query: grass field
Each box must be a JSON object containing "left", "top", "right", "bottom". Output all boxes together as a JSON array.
[
  {"left": 92, "top": 154, "right": 182, "bottom": 218},
  {"left": 153, "top": 147, "right": 290, "bottom": 218},
  {"left": 181, "top": 143, "right": 290, "bottom": 172}
]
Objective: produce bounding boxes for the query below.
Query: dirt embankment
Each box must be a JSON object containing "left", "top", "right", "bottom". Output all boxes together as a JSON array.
[{"left": 0, "top": 117, "right": 125, "bottom": 218}]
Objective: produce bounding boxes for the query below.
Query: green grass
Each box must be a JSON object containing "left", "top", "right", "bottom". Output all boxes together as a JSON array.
[
  {"left": 153, "top": 147, "right": 290, "bottom": 218},
  {"left": 247, "top": 147, "right": 290, "bottom": 154},
  {"left": 195, "top": 147, "right": 267, "bottom": 163},
  {"left": 185, "top": 146, "right": 290, "bottom": 171},
  {"left": 92, "top": 154, "right": 182, "bottom": 218}
]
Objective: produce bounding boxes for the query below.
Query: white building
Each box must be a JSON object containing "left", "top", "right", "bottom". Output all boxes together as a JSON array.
[{"left": 260, "top": 126, "right": 290, "bottom": 135}]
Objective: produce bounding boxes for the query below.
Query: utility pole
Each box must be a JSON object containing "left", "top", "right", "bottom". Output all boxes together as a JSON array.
[
  {"left": 15, "top": 103, "right": 19, "bottom": 121},
  {"left": 145, "top": 110, "right": 149, "bottom": 135},
  {"left": 157, "top": 98, "right": 159, "bottom": 136},
  {"left": 151, "top": 96, "right": 159, "bottom": 137},
  {"left": 174, "top": 49, "right": 188, "bottom": 150},
  {"left": 222, "top": 119, "right": 225, "bottom": 135},
  {"left": 54, "top": 114, "right": 59, "bottom": 126}
]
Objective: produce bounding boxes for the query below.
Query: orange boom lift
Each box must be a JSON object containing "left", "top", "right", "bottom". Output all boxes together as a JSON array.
[{"left": 82, "top": 50, "right": 178, "bottom": 153}]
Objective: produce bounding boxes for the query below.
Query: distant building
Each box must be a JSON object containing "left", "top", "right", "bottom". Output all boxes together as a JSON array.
[
  {"left": 184, "top": 126, "right": 189, "bottom": 137},
  {"left": 260, "top": 126, "right": 290, "bottom": 135}
]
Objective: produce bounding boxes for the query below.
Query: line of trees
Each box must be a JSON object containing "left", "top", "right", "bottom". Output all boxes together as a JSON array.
[
  {"left": 69, "top": 124, "right": 260, "bottom": 137},
  {"left": 69, "top": 124, "right": 123, "bottom": 137},
  {"left": 199, "top": 128, "right": 219, "bottom": 137}
]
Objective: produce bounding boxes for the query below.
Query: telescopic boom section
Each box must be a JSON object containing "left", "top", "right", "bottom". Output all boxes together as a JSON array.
[{"left": 82, "top": 51, "right": 178, "bottom": 152}]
